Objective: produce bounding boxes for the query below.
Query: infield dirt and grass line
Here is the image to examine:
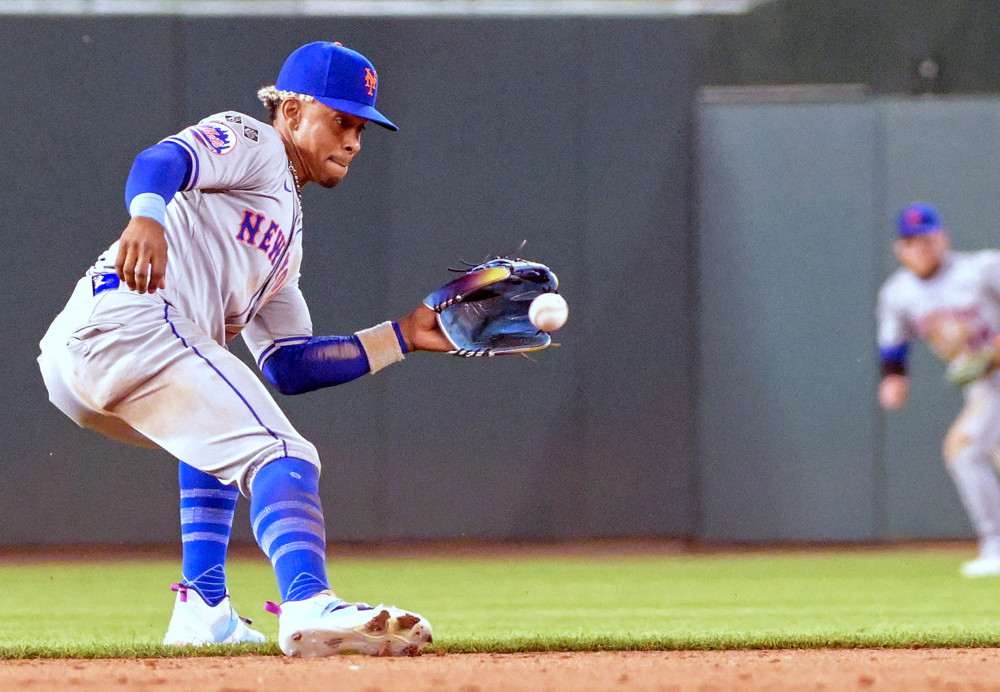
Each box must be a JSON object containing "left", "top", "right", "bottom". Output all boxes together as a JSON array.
[
  {"left": 2, "top": 540, "right": 999, "bottom": 690},
  {"left": 3, "top": 649, "right": 1000, "bottom": 691}
]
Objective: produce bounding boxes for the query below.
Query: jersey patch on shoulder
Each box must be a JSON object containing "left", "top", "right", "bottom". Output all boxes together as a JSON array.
[
  {"left": 244, "top": 126, "right": 259, "bottom": 142},
  {"left": 191, "top": 122, "right": 237, "bottom": 155},
  {"left": 225, "top": 114, "right": 242, "bottom": 123}
]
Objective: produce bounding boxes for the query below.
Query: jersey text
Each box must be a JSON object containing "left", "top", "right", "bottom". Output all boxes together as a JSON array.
[{"left": 236, "top": 210, "right": 288, "bottom": 267}]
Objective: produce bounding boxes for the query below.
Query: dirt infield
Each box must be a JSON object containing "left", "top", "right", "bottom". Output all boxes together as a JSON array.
[{"left": 3, "top": 648, "right": 1000, "bottom": 691}]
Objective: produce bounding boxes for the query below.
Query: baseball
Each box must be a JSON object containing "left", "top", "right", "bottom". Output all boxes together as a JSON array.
[{"left": 529, "top": 292, "right": 569, "bottom": 332}]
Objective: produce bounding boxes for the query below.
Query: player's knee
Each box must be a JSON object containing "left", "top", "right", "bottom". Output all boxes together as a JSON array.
[{"left": 248, "top": 456, "right": 321, "bottom": 497}]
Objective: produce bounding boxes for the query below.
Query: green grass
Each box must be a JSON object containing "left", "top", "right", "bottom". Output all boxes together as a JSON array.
[{"left": 2, "top": 545, "right": 999, "bottom": 658}]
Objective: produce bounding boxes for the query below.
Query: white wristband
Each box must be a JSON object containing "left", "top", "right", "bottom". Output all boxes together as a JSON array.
[
  {"left": 129, "top": 192, "right": 167, "bottom": 226},
  {"left": 355, "top": 321, "right": 405, "bottom": 374}
]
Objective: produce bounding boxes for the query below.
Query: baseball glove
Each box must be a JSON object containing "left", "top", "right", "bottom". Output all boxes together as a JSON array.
[
  {"left": 423, "top": 255, "right": 560, "bottom": 357},
  {"left": 945, "top": 349, "right": 997, "bottom": 387}
]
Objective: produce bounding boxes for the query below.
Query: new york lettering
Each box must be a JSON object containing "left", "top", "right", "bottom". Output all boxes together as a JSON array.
[{"left": 236, "top": 210, "right": 288, "bottom": 266}]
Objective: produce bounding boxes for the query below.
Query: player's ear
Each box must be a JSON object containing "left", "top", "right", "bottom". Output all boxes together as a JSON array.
[
  {"left": 278, "top": 98, "right": 302, "bottom": 129},
  {"left": 893, "top": 238, "right": 906, "bottom": 260},
  {"left": 930, "top": 230, "right": 950, "bottom": 254}
]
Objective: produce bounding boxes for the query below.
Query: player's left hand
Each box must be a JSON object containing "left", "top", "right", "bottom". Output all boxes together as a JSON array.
[
  {"left": 422, "top": 256, "right": 559, "bottom": 357},
  {"left": 396, "top": 304, "right": 453, "bottom": 353},
  {"left": 115, "top": 216, "right": 168, "bottom": 294}
]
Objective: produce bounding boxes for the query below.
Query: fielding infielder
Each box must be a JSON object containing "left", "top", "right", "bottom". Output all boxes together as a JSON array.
[
  {"left": 38, "top": 42, "right": 451, "bottom": 655},
  {"left": 877, "top": 202, "right": 1000, "bottom": 577}
]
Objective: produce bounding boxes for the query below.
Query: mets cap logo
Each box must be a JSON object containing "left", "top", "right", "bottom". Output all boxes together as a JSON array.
[
  {"left": 192, "top": 122, "right": 237, "bottom": 155},
  {"left": 364, "top": 67, "right": 377, "bottom": 97},
  {"left": 903, "top": 208, "right": 925, "bottom": 228}
]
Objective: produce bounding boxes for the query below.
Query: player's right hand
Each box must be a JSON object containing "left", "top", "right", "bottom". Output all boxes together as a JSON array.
[
  {"left": 878, "top": 374, "right": 909, "bottom": 410},
  {"left": 115, "top": 216, "right": 168, "bottom": 294}
]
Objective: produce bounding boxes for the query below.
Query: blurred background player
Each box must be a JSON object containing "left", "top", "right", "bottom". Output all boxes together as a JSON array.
[
  {"left": 38, "top": 41, "right": 451, "bottom": 655},
  {"left": 877, "top": 202, "right": 1000, "bottom": 577}
]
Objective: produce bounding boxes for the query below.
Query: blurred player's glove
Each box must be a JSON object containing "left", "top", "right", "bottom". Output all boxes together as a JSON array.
[
  {"left": 423, "top": 256, "right": 559, "bottom": 357},
  {"left": 945, "top": 349, "right": 997, "bottom": 386}
]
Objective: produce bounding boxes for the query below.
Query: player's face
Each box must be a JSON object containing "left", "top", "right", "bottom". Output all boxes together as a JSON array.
[
  {"left": 894, "top": 230, "right": 949, "bottom": 279},
  {"left": 291, "top": 101, "right": 367, "bottom": 188}
]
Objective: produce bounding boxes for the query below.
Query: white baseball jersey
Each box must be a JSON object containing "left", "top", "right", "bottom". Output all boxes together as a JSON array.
[
  {"left": 96, "top": 112, "right": 312, "bottom": 357},
  {"left": 877, "top": 250, "right": 1000, "bottom": 364},
  {"left": 38, "top": 111, "right": 322, "bottom": 492}
]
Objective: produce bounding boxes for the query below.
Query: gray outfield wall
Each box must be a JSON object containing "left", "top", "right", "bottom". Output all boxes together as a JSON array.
[
  {"left": 696, "top": 91, "right": 1000, "bottom": 542},
  {"left": 1, "top": 15, "right": 703, "bottom": 545},
  {"left": 3, "top": 1, "right": 1000, "bottom": 545}
]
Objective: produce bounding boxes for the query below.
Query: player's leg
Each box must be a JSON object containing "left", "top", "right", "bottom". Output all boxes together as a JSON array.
[
  {"left": 248, "top": 457, "right": 328, "bottom": 601},
  {"left": 64, "top": 298, "right": 432, "bottom": 656},
  {"left": 42, "top": 290, "right": 261, "bottom": 645},
  {"left": 943, "top": 377, "right": 1000, "bottom": 576},
  {"left": 163, "top": 461, "right": 265, "bottom": 646},
  {"left": 38, "top": 279, "right": 159, "bottom": 448},
  {"left": 118, "top": 319, "right": 433, "bottom": 655},
  {"left": 178, "top": 460, "right": 239, "bottom": 605},
  {"left": 249, "top": 456, "right": 432, "bottom": 656}
]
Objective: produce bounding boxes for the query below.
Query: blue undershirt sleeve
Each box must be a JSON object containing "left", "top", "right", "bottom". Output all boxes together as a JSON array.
[
  {"left": 124, "top": 140, "right": 193, "bottom": 209},
  {"left": 260, "top": 335, "right": 370, "bottom": 395},
  {"left": 261, "top": 329, "right": 410, "bottom": 395},
  {"left": 879, "top": 342, "right": 909, "bottom": 377}
]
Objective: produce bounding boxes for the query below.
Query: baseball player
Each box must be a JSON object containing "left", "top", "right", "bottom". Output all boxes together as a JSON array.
[
  {"left": 37, "top": 41, "right": 450, "bottom": 655},
  {"left": 877, "top": 202, "right": 1000, "bottom": 577}
]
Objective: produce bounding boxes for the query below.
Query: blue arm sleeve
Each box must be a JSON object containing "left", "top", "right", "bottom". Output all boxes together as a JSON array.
[
  {"left": 261, "top": 331, "right": 404, "bottom": 395},
  {"left": 879, "top": 342, "right": 909, "bottom": 377},
  {"left": 124, "top": 141, "right": 193, "bottom": 208},
  {"left": 262, "top": 336, "right": 369, "bottom": 395}
]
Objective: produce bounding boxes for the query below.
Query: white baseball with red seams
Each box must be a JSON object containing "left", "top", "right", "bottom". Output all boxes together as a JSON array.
[{"left": 529, "top": 292, "right": 568, "bottom": 332}]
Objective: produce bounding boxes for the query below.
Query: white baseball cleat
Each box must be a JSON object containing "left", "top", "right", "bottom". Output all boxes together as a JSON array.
[
  {"left": 265, "top": 591, "right": 433, "bottom": 657},
  {"left": 960, "top": 555, "right": 1000, "bottom": 578},
  {"left": 163, "top": 583, "right": 266, "bottom": 645}
]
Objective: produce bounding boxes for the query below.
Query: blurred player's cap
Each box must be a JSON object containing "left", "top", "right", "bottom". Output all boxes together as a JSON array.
[
  {"left": 897, "top": 202, "right": 942, "bottom": 237},
  {"left": 276, "top": 41, "right": 397, "bottom": 131}
]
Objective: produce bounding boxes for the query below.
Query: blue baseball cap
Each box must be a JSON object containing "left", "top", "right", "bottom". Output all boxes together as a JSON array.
[
  {"left": 897, "top": 202, "right": 941, "bottom": 237},
  {"left": 276, "top": 41, "right": 397, "bottom": 131}
]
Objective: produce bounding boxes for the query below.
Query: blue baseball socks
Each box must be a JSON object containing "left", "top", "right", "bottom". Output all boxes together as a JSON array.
[
  {"left": 177, "top": 461, "right": 238, "bottom": 606},
  {"left": 249, "top": 457, "right": 330, "bottom": 602}
]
